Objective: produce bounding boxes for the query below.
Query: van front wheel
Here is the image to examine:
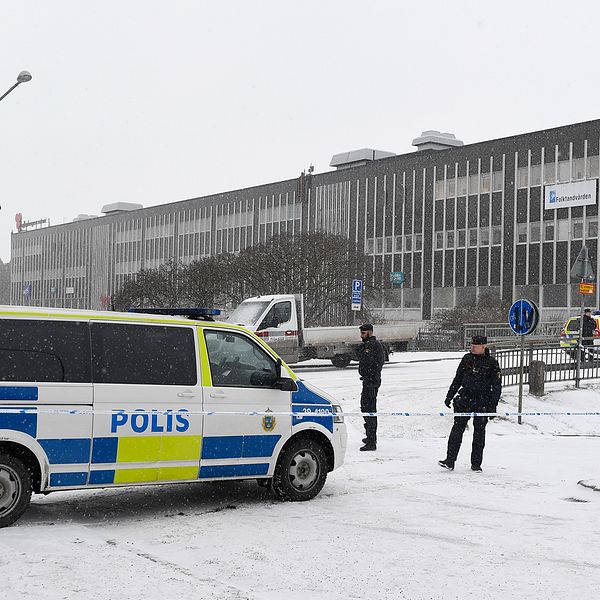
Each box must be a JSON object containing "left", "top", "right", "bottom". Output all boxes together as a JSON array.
[
  {"left": 272, "top": 439, "right": 327, "bottom": 501},
  {"left": 0, "top": 454, "right": 32, "bottom": 528}
]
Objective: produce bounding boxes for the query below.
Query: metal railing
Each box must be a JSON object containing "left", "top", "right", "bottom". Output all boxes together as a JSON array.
[
  {"left": 411, "top": 326, "right": 463, "bottom": 351},
  {"left": 495, "top": 340, "right": 600, "bottom": 387},
  {"left": 464, "top": 322, "right": 564, "bottom": 349}
]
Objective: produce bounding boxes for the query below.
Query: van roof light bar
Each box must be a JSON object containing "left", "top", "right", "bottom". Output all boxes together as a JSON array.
[{"left": 128, "top": 307, "right": 221, "bottom": 321}]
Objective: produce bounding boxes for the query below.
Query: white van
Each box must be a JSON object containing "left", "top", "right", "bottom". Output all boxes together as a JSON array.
[{"left": 0, "top": 306, "right": 346, "bottom": 527}]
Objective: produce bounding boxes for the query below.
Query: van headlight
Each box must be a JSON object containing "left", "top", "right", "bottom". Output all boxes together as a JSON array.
[{"left": 332, "top": 404, "right": 344, "bottom": 423}]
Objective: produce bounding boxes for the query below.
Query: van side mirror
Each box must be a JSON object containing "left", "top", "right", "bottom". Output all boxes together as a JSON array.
[
  {"left": 273, "top": 377, "right": 297, "bottom": 392},
  {"left": 276, "top": 358, "right": 282, "bottom": 379}
]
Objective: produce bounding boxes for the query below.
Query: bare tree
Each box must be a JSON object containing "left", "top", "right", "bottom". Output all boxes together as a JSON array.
[
  {"left": 232, "top": 232, "right": 367, "bottom": 325},
  {"left": 112, "top": 232, "right": 368, "bottom": 326}
]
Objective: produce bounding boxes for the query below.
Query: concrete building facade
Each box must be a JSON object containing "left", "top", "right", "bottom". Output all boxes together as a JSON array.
[{"left": 10, "top": 119, "right": 600, "bottom": 321}]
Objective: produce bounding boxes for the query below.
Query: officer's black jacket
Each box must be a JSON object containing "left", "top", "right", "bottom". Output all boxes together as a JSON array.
[
  {"left": 358, "top": 336, "right": 385, "bottom": 382},
  {"left": 582, "top": 314, "right": 596, "bottom": 338},
  {"left": 446, "top": 350, "right": 502, "bottom": 407}
]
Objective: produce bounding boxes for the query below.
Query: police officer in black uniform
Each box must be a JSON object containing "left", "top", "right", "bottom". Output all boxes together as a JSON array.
[
  {"left": 581, "top": 308, "right": 596, "bottom": 360},
  {"left": 358, "top": 323, "right": 386, "bottom": 451},
  {"left": 438, "top": 335, "right": 502, "bottom": 472}
]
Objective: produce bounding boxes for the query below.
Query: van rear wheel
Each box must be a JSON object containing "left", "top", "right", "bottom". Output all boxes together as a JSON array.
[
  {"left": 272, "top": 439, "right": 327, "bottom": 501},
  {"left": 0, "top": 454, "right": 32, "bottom": 528}
]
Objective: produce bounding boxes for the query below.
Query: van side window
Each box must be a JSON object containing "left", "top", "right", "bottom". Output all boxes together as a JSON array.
[
  {"left": 0, "top": 319, "right": 91, "bottom": 382},
  {"left": 258, "top": 301, "right": 292, "bottom": 330},
  {"left": 91, "top": 323, "right": 197, "bottom": 385},
  {"left": 204, "top": 330, "right": 278, "bottom": 388}
]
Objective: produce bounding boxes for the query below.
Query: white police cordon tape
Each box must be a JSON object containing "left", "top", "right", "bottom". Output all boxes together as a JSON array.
[{"left": 0, "top": 407, "right": 600, "bottom": 418}]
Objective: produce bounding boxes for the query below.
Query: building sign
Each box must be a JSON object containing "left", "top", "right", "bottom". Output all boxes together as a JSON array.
[
  {"left": 390, "top": 272, "right": 405, "bottom": 286},
  {"left": 579, "top": 282, "right": 595, "bottom": 295},
  {"left": 544, "top": 180, "right": 597, "bottom": 210}
]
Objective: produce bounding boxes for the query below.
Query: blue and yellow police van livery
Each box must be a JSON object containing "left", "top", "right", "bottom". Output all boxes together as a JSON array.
[{"left": 0, "top": 306, "right": 347, "bottom": 527}]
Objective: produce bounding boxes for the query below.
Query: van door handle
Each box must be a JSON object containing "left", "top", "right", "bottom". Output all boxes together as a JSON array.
[
  {"left": 177, "top": 391, "right": 196, "bottom": 398},
  {"left": 209, "top": 391, "right": 225, "bottom": 399}
]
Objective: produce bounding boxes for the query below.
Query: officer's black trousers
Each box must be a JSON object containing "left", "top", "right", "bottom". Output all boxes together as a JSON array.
[
  {"left": 446, "top": 405, "right": 488, "bottom": 467},
  {"left": 361, "top": 380, "right": 380, "bottom": 443}
]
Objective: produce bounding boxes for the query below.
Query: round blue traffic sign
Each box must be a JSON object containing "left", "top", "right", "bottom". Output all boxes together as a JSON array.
[{"left": 508, "top": 299, "right": 539, "bottom": 335}]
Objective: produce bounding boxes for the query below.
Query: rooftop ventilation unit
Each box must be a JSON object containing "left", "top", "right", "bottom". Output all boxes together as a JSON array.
[
  {"left": 330, "top": 148, "right": 396, "bottom": 170},
  {"left": 101, "top": 202, "right": 143, "bottom": 215},
  {"left": 73, "top": 214, "right": 98, "bottom": 222},
  {"left": 412, "top": 131, "right": 463, "bottom": 151}
]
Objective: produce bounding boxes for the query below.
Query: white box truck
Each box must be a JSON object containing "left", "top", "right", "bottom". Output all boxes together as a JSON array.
[{"left": 227, "top": 294, "right": 423, "bottom": 367}]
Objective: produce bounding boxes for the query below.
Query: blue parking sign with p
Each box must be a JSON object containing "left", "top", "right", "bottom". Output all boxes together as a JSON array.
[{"left": 352, "top": 279, "right": 363, "bottom": 292}]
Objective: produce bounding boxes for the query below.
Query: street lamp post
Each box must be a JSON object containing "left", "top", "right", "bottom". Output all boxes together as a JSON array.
[{"left": 0, "top": 70, "right": 32, "bottom": 103}]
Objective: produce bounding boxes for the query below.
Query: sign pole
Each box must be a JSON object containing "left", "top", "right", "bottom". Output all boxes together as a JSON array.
[
  {"left": 575, "top": 279, "right": 585, "bottom": 389},
  {"left": 570, "top": 244, "right": 595, "bottom": 389},
  {"left": 508, "top": 298, "right": 539, "bottom": 426},
  {"left": 517, "top": 333, "right": 525, "bottom": 425}
]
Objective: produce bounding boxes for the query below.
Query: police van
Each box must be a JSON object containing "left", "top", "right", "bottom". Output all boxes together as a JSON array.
[{"left": 0, "top": 306, "right": 347, "bottom": 527}]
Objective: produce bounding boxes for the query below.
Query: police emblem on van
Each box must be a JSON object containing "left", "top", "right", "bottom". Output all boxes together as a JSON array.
[{"left": 262, "top": 409, "right": 276, "bottom": 432}]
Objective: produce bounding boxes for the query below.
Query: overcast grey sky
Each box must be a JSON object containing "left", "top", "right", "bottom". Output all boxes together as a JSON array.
[{"left": 1, "top": 0, "right": 599, "bottom": 261}]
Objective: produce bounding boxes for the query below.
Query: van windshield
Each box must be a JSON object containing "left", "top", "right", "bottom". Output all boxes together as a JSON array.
[{"left": 227, "top": 300, "right": 271, "bottom": 327}]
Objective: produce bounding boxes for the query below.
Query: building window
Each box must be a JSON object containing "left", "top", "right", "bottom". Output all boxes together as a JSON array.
[
  {"left": 457, "top": 176, "right": 468, "bottom": 196},
  {"left": 572, "top": 220, "right": 583, "bottom": 239},
  {"left": 469, "top": 174, "right": 479, "bottom": 195},
  {"left": 588, "top": 221, "right": 598, "bottom": 238},
  {"left": 385, "top": 236, "right": 393, "bottom": 253},
  {"left": 517, "top": 166, "right": 529, "bottom": 189},
  {"left": 517, "top": 223, "right": 528, "bottom": 244},
  {"left": 376, "top": 238, "right": 383, "bottom": 254},
  {"left": 530, "top": 222, "right": 541, "bottom": 242},
  {"left": 469, "top": 228, "right": 478, "bottom": 247},
  {"left": 492, "top": 225, "right": 502, "bottom": 245},
  {"left": 435, "top": 180, "right": 444, "bottom": 200},
  {"left": 492, "top": 171, "right": 503, "bottom": 192},
  {"left": 395, "top": 235, "right": 403, "bottom": 252},
  {"left": 457, "top": 229, "right": 466, "bottom": 248},
  {"left": 557, "top": 219, "right": 569, "bottom": 241},
  {"left": 544, "top": 162, "right": 555, "bottom": 184},
  {"left": 447, "top": 178, "right": 456, "bottom": 198},
  {"left": 572, "top": 157, "right": 585, "bottom": 180},
  {"left": 544, "top": 222, "right": 555, "bottom": 241},
  {"left": 446, "top": 231, "right": 454, "bottom": 249},
  {"left": 436, "top": 231, "right": 444, "bottom": 250},
  {"left": 587, "top": 155, "right": 599, "bottom": 178},
  {"left": 414, "top": 233, "right": 423, "bottom": 251},
  {"left": 366, "top": 239, "right": 374, "bottom": 254},
  {"left": 558, "top": 160, "right": 570, "bottom": 182},
  {"left": 404, "top": 235, "right": 413, "bottom": 252},
  {"left": 481, "top": 173, "right": 491, "bottom": 194},
  {"left": 480, "top": 228, "right": 490, "bottom": 246},
  {"left": 530, "top": 165, "right": 542, "bottom": 186}
]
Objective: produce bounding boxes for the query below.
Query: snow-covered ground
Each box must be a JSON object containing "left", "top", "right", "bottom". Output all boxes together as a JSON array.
[{"left": 2, "top": 351, "right": 599, "bottom": 599}]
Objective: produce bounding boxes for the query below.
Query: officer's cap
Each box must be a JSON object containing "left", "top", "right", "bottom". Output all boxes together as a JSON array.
[
  {"left": 359, "top": 323, "right": 374, "bottom": 332},
  {"left": 471, "top": 335, "right": 487, "bottom": 345}
]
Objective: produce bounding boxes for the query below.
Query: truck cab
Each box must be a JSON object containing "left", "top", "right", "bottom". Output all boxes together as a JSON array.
[{"left": 227, "top": 295, "right": 301, "bottom": 364}]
